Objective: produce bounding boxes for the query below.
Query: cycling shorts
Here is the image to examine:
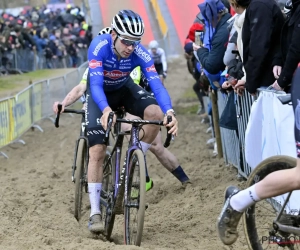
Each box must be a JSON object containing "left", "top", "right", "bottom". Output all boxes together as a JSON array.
[
  {"left": 154, "top": 63, "right": 164, "bottom": 76},
  {"left": 85, "top": 76, "right": 158, "bottom": 147}
]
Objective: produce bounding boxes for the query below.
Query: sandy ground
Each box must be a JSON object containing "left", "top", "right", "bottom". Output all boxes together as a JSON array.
[{"left": 0, "top": 58, "right": 250, "bottom": 250}]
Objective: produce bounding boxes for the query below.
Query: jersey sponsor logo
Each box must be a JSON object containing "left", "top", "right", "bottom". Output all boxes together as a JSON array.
[
  {"left": 147, "top": 75, "right": 160, "bottom": 81},
  {"left": 90, "top": 71, "right": 103, "bottom": 76},
  {"left": 89, "top": 59, "right": 102, "bottom": 69},
  {"left": 104, "top": 70, "right": 130, "bottom": 80},
  {"left": 134, "top": 45, "right": 151, "bottom": 63},
  {"left": 119, "top": 66, "right": 131, "bottom": 69},
  {"left": 92, "top": 39, "right": 108, "bottom": 56},
  {"left": 104, "top": 63, "right": 112, "bottom": 68},
  {"left": 120, "top": 59, "right": 131, "bottom": 63},
  {"left": 146, "top": 65, "right": 156, "bottom": 73}
]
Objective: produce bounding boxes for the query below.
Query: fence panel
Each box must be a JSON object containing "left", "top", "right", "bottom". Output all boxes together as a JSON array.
[
  {"left": 48, "top": 77, "right": 67, "bottom": 110},
  {"left": 236, "top": 92, "right": 254, "bottom": 177},
  {"left": 217, "top": 91, "right": 241, "bottom": 171},
  {"left": 65, "top": 70, "right": 80, "bottom": 93},
  {"left": 0, "top": 98, "right": 12, "bottom": 148},
  {"left": 9, "top": 87, "right": 32, "bottom": 141},
  {"left": 31, "top": 82, "right": 43, "bottom": 123}
]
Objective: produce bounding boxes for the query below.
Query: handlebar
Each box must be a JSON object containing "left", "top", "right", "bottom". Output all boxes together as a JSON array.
[
  {"left": 103, "top": 112, "right": 173, "bottom": 148},
  {"left": 55, "top": 104, "right": 85, "bottom": 128}
]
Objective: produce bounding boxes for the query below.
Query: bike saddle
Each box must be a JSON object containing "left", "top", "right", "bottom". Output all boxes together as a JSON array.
[{"left": 277, "top": 94, "right": 292, "bottom": 105}]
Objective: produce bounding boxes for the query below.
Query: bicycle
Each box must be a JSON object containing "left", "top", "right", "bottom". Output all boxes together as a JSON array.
[
  {"left": 54, "top": 104, "right": 89, "bottom": 222},
  {"left": 55, "top": 105, "right": 172, "bottom": 246},
  {"left": 100, "top": 108, "right": 172, "bottom": 246},
  {"left": 242, "top": 93, "right": 300, "bottom": 249}
]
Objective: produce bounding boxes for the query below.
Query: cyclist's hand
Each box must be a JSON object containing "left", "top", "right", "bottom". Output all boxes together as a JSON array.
[
  {"left": 101, "top": 107, "right": 115, "bottom": 130},
  {"left": 164, "top": 112, "right": 178, "bottom": 136},
  {"left": 53, "top": 102, "right": 65, "bottom": 114}
]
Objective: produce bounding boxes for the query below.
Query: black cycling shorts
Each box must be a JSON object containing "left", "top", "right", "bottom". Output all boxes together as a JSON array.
[
  {"left": 85, "top": 76, "right": 158, "bottom": 147},
  {"left": 154, "top": 63, "right": 164, "bottom": 76}
]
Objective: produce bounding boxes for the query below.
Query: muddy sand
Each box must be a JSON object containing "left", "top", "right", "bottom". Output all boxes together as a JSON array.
[{"left": 0, "top": 58, "right": 249, "bottom": 250}]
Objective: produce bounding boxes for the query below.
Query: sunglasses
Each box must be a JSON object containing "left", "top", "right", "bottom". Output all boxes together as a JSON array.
[{"left": 118, "top": 35, "right": 141, "bottom": 47}]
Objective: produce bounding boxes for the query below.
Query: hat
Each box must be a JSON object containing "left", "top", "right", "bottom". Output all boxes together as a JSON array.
[
  {"left": 198, "top": 0, "right": 226, "bottom": 25},
  {"left": 184, "top": 42, "right": 193, "bottom": 53}
]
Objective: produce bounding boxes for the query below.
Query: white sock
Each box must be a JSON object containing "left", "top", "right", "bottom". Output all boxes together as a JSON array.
[
  {"left": 230, "top": 185, "right": 261, "bottom": 212},
  {"left": 88, "top": 183, "right": 102, "bottom": 217},
  {"left": 140, "top": 141, "right": 151, "bottom": 155}
]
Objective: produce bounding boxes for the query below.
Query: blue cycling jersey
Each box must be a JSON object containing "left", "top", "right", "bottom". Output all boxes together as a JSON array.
[{"left": 87, "top": 34, "right": 172, "bottom": 113}]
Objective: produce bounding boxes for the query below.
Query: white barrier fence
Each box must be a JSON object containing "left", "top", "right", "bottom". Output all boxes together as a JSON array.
[{"left": 0, "top": 61, "right": 88, "bottom": 159}]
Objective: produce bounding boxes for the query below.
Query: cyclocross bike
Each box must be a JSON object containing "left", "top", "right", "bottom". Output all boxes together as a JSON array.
[
  {"left": 55, "top": 105, "right": 172, "bottom": 246},
  {"left": 54, "top": 104, "right": 89, "bottom": 221},
  {"left": 100, "top": 108, "right": 172, "bottom": 246},
  {"left": 242, "top": 93, "right": 300, "bottom": 250}
]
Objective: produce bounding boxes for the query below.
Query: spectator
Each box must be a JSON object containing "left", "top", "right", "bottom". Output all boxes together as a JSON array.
[
  {"left": 194, "top": 0, "right": 232, "bottom": 78},
  {"left": 272, "top": 0, "right": 300, "bottom": 92},
  {"left": 237, "top": 0, "right": 285, "bottom": 95}
]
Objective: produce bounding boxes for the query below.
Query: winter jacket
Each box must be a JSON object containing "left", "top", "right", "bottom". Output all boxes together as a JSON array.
[
  {"left": 277, "top": 1, "right": 300, "bottom": 88},
  {"left": 242, "top": 0, "right": 285, "bottom": 94},
  {"left": 196, "top": 13, "right": 232, "bottom": 74}
]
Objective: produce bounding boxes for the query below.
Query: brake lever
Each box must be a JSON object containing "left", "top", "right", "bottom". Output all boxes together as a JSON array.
[
  {"left": 164, "top": 115, "right": 172, "bottom": 148},
  {"left": 103, "top": 112, "right": 114, "bottom": 144},
  {"left": 55, "top": 104, "right": 62, "bottom": 128}
]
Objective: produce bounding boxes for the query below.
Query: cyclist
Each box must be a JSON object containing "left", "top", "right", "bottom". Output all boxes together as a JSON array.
[
  {"left": 148, "top": 40, "right": 167, "bottom": 84},
  {"left": 55, "top": 10, "right": 178, "bottom": 234}
]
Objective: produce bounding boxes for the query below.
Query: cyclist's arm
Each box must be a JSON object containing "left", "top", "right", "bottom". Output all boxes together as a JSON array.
[
  {"left": 61, "top": 82, "right": 86, "bottom": 107},
  {"left": 160, "top": 49, "right": 167, "bottom": 72},
  {"left": 87, "top": 36, "right": 108, "bottom": 112},
  {"left": 140, "top": 62, "right": 172, "bottom": 113}
]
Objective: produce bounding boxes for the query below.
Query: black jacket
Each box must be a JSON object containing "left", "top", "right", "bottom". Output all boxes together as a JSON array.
[
  {"left": 242, "top": 0, "right": 285, "bottom": 94},
  {"left": 277, "top": 1, "right": 300, "bottom": 88},
  {"left": 196, "top": 13, "right": 231, "bottom": 75}
]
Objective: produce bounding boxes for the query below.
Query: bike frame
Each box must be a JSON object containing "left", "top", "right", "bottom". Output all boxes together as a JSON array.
[
  {"left": 101, "top": 112, "right": 171, "bottom": 214},
  {"left": 101, "top": 117, "right": 146, "bottom": 212}
]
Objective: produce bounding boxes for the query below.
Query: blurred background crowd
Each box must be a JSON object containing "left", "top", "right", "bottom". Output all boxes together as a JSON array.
[{"left": 0, "top": 3, "right": 92, "bottom": 74}]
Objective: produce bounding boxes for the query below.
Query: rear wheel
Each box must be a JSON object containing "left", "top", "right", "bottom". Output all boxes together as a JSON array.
[
  {"left": 101, "top": 146, "right": 115, "bottom": 240},
  {"left": 243, "top": 155, "right": 298, "bottom": 250},
  {"left": 74, "top": 139, "right": 88, "bottom": 221},
  {"left": 124, "top": 149, "right": 146, "bottom": 246}
]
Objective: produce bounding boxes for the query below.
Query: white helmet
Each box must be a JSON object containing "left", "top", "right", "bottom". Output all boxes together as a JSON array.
[
  {"left": 111, "top": 10, "right": 144, "bottom": 39},
  {"left": 98, "top": 27, "right": 112, "bottom": 35},
  {"left": 148, "top": 40, "right": 159, "bottom": 49}
]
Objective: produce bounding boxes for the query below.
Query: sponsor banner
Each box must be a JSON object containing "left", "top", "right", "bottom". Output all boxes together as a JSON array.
[
  {"left": 9, "top": 89, "right": 32, "bottom": 141},
  {"left": 0, "top": 99, "right": 11, "bottom": 147}
]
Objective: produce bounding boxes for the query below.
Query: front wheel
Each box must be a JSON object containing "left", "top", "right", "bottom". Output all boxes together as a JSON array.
[
  {"left": 242, "top": 155, "right": 297, "bottom": 250},
  {"left": 124, "top": 149, "right": 146, "bottom": 246},
  {"left": 100, "top": 146, "right": 115, "bottom": 240},
  {"left": 74, "top": 139, "right": 88, "bottom": 221}
]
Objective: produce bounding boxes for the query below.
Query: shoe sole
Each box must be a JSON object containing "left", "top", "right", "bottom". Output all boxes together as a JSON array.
[
  {"left": 216, "top": 186, "right": 240, "bottom": 245},
  {"left": 89, "top": 225, "right": 105, "bottom": 234}
]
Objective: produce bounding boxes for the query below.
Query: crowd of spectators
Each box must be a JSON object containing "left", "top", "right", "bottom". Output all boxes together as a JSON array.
[
  {"left": 0, "top": 4, "right": 93, "bottom": 73},
  {"left": 183, "top": 0, "right": 296, "bottom": 156}
]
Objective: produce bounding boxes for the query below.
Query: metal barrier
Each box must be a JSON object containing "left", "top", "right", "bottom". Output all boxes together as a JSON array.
[
  {"left": 0, "top": 48, "right": 88, "bottom": 73},
  {"left": 217, "top": 91, "right": 241, "bottom": 171},
  {"left": 0, "top": 61, "right": 88, "bottom": 159}
]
